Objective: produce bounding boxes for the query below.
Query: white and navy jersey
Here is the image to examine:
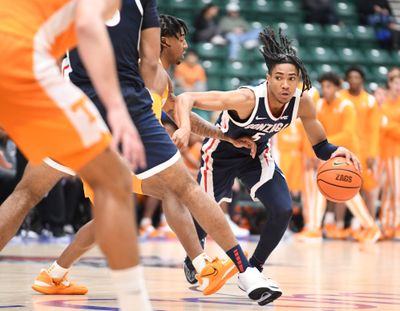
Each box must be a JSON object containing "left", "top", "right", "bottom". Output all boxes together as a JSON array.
[
  {"left": 199, "top": 81, "right": 301, "bottom": 202},
  {"left": 216, "top": 81, "right": 301, "bottom": 155},
  {"left": 68, "top": 0, "right": 159, "bottom": 100}
]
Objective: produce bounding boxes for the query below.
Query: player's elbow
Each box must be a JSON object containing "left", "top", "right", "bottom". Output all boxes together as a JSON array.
[
  {"left": 140, "top": 57, "right": 159, "bottom": 74},
  {"left": 75, "top": 16, "right": 99, "bottom": 39}
]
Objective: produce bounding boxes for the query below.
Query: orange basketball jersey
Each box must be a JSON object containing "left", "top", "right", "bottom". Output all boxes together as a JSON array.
[{"left": 0, "top": 0, "right": 111, "bottom": 171}]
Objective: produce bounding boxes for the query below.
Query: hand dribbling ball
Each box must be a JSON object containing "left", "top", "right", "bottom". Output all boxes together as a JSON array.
[{"left": 316, "top": 157, "right": 362, "bottom": 203}]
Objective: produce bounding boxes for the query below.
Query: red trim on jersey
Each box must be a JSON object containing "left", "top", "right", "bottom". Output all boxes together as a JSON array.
[
  {"left": 263, "top": 148, "right": 269, "bottom": 166},
  {"left": 62, "top": 64, "right": 70, "bottom": 77}
]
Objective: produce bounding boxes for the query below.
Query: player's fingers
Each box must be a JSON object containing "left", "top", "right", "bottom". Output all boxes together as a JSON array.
[
  {"left": 122, "top": 134, "right": 136, "bottom": 171},
  {"left": 111, "top": 127, "right": 121, "bottom": 152},
  {"left": 250, "top": 143, "right": 256, "bottom": 158},
  {"left": 134, "top": 134, "right": 147, "bottom": 169},
  {"left": 352, "top": 155, "right": 361, "bottom": 172},
  {"left": 345, "top": 152, "right": 351, "bottom": 165}
]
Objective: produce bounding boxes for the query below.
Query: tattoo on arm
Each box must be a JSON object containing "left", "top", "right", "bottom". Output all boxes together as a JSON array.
[
  {"left": 189, "top": 112, "right": 230, "bottom": 141},
  {"left": 165, "top": 106, "right": 231, "bottom": 141}
]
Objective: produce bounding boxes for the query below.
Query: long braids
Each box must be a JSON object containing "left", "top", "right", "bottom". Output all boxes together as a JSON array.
[{"left": 259, "top": 27, "right": 312, "bottom": 94}]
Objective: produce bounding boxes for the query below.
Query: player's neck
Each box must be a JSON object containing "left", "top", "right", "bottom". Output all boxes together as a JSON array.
[
  {"left": 348, "top": 88, "right": 362, "bottom": 96},
  {"left": 325, "top": 94, "right": 337, "bottom": 105},
  {"left": 160, "top": 55, "right": 171, "bottom": 71}
]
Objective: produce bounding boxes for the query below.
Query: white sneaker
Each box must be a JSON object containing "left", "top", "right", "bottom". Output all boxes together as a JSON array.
[
  {"left": 238, "top": 267, "right": 282, "bottom": 305},
  {"left": 226, "top": 214, "right": 250, "bottom": 238}
]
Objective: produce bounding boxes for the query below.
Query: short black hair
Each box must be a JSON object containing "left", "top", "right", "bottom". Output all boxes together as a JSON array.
[
  {"left": 159, "top": 14, "right": 188, "bottom": 39},
  {"left": 318, "top": 72, "right": 341, "bottom": 87},
  {"left": 259, "top": 27, "right": 312, "bottom": 94},
  {"left": 345, "top": 65, "right": 365, "bottom": 81}
]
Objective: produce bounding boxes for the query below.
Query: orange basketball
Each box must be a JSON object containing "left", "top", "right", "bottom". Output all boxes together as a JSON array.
[{"left": 316, "top": 157, "right": 362, "bottom": 203}]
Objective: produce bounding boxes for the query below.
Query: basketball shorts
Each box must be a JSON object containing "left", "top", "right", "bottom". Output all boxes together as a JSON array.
[{"left": 198, "top": 138, "right": 281, "bottom": 204}]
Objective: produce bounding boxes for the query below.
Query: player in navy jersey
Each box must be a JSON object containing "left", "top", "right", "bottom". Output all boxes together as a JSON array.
[
  {"left": 0, "top": 4, "right": 280, "bottom": 306},
  {"left": 177, "top": 27, "right": 361, "bottom": 300}
]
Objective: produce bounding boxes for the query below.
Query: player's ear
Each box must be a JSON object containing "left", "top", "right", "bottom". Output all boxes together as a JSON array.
[{"left": 161, "top": 37, "right": 170, "bottom": 49}]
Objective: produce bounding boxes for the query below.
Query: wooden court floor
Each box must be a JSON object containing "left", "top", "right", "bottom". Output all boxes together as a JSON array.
[{"left": 0, "top": 236, "right": 399, "bottom": 310}]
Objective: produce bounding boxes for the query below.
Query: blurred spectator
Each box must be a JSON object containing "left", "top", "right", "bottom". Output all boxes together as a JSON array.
[
  {"left": 367, "top": 4, "right": 399, "bottom": 49},
  {"left": 219, "top": 2, "right": 260, "bottom": 60},
  {"left": 379, "top": 67, "right": 400, "bottom": 239},
  {"left": 174, "top": 50, "right": 207, "bottom": 93},
  {"left": 340, "top": 66, "right": 381, "bottom": 220},
  {"left": 193, "top": 3, "right": 226, "bottom": 45},
  {"left": 303, "top": 0, "right": 339, "bottom": 25},
  {"left": 357, "top": 0, "right": 392, "bottom": 25}
]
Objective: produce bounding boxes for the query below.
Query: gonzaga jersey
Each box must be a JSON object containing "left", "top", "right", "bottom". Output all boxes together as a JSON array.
[
  {"left": 199, "top": 81, "right": 301, "bottom": 202},
  {"left": 215, "top": 81, "right": 301, "bottom": 155},
  {"left": 68, "top": 0, "right": 159, "bottom": 101}
]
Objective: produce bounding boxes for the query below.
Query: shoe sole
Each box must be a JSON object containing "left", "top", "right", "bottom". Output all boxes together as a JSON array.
[
  {"left": 32, "top": 284, "right": 88, "bottom": 295},
  {"left": 202, "top": 264, "right": 238, "bottom": 296},
  {"left": 248, "top": 287, "right": 282, "bottom": 305}
]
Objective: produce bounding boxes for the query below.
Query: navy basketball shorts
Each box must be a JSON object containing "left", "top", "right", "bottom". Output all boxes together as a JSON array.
[
  {"left": 198, "top": 138, "right": 283, "bottom": 203},
  {"left": 90, "top": 88, "right": 180, "bottom": 180}
]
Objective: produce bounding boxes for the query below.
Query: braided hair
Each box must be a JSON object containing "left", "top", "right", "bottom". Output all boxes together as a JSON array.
[
  {"left": 259, "top": 27, "right": 312, "bottom": 94},
  {"left": 159, "top": 14, "right": 188, "bottom": 41}
]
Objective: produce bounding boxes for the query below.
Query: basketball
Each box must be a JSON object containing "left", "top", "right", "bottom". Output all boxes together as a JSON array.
[{"left": 316, "top": 157, "right": 362, "bottom": 203}]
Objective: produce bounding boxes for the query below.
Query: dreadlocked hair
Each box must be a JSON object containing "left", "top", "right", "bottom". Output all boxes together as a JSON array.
[
  {"left": 259, "top": 27, "right": 312, "bottom": 94},
  {"left": 159, "top": 14, "right": 188, "bottom": 39}
]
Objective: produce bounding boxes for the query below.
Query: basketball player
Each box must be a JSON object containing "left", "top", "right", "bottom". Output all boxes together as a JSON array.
[
  {"left": 0, "top": 0, "right": 151, "bottom": 310},
  {"left": 296, "top": 72, "right": 380, "bottom": 243},
  {"left": 380, "top": 67, "right": 400, "bottom": 240},
  {"left": 28, "top": 13, "right": 253, "bottom": 296},
  {"left": 0, "top": 6, "right": 276, "bottom": 304},
  {"left": 176, "top": 28, "right": 361, "bottom": 293},
  {"left": 339, "top": 66, "right": 381, "bottom": 221}
]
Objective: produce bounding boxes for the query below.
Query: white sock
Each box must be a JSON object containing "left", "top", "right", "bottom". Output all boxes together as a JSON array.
[
  {"left": 110, "top": 265, "right": 152, "bottom": 311},
  {"left": 337, "top": 220, "right": 344, "bottom": 229},
  {"left": 324, "top": 212, "right": 335, "bottom": 225},
  {"left": 47, "top": 261, "right": 69, "bottom": 279},
  {"left": 160, "top": 213, "right": 167, "bottom": 225},
  {"left": 192, "top": 253, "right": 212, "bottom": 273},
  {"left": 140, "top": 217, "right": 151, "bottom": 227}
]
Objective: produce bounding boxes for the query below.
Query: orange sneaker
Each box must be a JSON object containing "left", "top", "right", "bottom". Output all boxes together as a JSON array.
[
  {"left": 139, "top": 223, "right": 158, "bottom": 238},
  {"left": 32, "top": 269, "right": 88, "bottom": 295},
  {"left": 356, "top": 225, "right": 381, "bottom": 244},
  {"left": 394, "top": 226, "right": 400, "bottom": 240},
  {"left": 294, "top": 229, "right": 323, "bottom": 243},
  {"left": 158, "top": 222, "right": 177, "bottom": 239},
  {"left": 381, "top": 226, "right": 395, "bottom": 240},
  {"left": 325, "top": 225, "right": 351, "bottom": 240},
  {"left": 196, "top": 257, "right": 238, "bottom": 295}
]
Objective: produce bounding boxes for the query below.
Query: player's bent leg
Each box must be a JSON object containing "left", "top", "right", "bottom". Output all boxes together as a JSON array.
[
  {"left": 0, "top": 162, "right": 65, "bottom": 250},
  {"left": 79, "top": 147, "right": 151, "bottom": 310},
  {"left": 154, "top": 160, "right": 277, "bottom": 301},
  {"left": 142, "top": 177, "right": 237, "bottom": 295},
  {"left": 32, "top": 220, "right": 95, "bottom": 295},
  {"left": 156, "top": 159, "right": 238, "bottom": 251}
]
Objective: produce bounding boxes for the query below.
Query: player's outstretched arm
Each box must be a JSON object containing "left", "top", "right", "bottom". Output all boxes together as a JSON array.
[
  {"left": 75, "top": 0, "right": 146, "bottom": 170},
  {"left": 177, "top": 89, "right": 254, "bottom": 118},
  {"left": 163, "top": 103, "right": 256, "bottom": 158},
  {"left": 299, "top": 93, "right": 361, "bottom": 171}
]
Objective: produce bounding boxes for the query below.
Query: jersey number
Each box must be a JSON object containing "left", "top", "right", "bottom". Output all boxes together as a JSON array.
[{"left": 252, "top": 132, "right": 266, "bottom": 142}]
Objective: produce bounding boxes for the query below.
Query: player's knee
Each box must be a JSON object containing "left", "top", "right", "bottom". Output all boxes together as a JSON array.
[{"left": 276, "top": 201, "right": 293, "bottom": 221}]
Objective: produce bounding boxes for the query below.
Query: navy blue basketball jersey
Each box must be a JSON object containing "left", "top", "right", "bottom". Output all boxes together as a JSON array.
[
  {"left": 68, "top": 0, "right": 159, "bottom": 99},
  {"left": 216, "top": 81, "right": 301, "bottom": 154}
]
